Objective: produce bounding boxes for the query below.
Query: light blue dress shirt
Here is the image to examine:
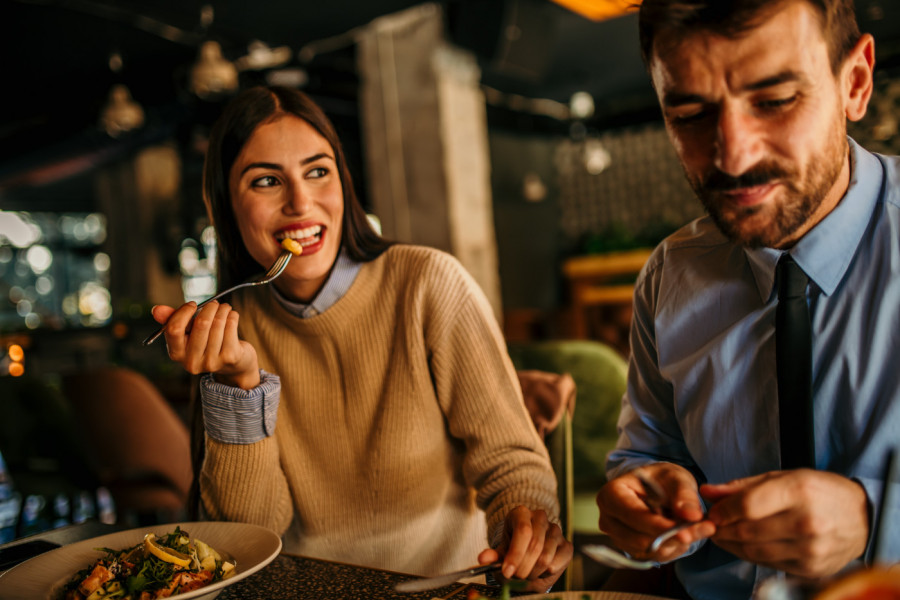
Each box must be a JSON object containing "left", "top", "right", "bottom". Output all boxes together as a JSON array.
[
  {"left": 607, "top": 139, "right": 900, "bottom": 600},
  {"left": 200, "top": 248, "right": 362, "bottom": 444}
]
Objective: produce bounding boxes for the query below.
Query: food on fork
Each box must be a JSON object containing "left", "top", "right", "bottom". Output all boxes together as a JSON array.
[
  {"left": 281, "top": 237, "right": 304, "bottom": 256},
  {"left": 60, "top": 527, "right": 235, "bottom": 599}
]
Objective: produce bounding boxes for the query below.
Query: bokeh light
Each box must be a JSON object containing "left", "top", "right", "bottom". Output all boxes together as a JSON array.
[
  {"left": 0, "top": 211, "right": 41, "bottom": 247},
  {"left": 2, "top": 212, "right": 112, "bottom": 332},
  {"left": 8, "top": 344, "right": 24, "bottom": 362},
  {"left": 16, "top": 300, "right": 32, "bottom": 317},
  {"left": 78, "top": 282, "right": 112, "bottom": 325},
  {"left": 35, "top": 275, "right": 54, "bottom": 295},
  {"left": 25, "top": 245, "right": 53, "bottom": 274},
  {"left": 178, "top": 245, "right": 201, "bottom": 272},
  {"left": 93, "top": 252, "right": 111, "bottom": 272}
]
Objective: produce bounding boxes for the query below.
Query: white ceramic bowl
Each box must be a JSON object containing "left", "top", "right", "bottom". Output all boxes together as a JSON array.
[{"left": 0, "top": 521, "right": 282, "bottom": 600}]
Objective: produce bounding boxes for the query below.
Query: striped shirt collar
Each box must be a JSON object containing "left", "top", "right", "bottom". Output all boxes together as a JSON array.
[{"left": 271, "top": 247, "right": 362, "bottom": 318}]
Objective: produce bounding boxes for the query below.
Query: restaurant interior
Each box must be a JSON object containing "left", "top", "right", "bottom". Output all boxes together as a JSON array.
[{"left": 1, "top": 0, "right": 900, "bottom": 590}]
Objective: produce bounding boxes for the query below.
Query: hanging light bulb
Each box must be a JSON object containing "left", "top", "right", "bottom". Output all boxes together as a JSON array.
[
  {"left": 190, "top": 40, "right": 239, "bottom": 99},
  {"left": 584, "top": 137, "right": 612, "bottom": 175},
  {"left": 99, "top": 84, "right": 145, "bottom": 137},
  {"left": 569, "top": 91, "right": 595, "bottom": 120},
  {"left": 235, "top": 40, "right": 293, "bottom": 71}
]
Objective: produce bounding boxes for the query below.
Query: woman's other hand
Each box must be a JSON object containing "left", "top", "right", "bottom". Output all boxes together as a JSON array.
[
  {"left": 151, "top": 301, "right": 261, "bottom": 389},
  {"left": 478, "top": 505, "right": 574, "bottom": 592}
]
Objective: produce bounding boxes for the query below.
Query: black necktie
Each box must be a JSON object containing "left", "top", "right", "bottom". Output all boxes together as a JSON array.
[{"left": 775, "top": 255, "right": 815, "bottom": 469}]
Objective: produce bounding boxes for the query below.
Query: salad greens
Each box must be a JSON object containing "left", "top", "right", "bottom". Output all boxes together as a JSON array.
[{"left": 60, "top": 526, "right": 234, "bottom": 600}]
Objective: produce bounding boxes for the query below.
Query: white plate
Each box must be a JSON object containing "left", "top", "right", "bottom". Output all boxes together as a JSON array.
[
  {"left": 0, "top": 521, "right": 282, "bottom": 600},
  {"left": 512, "top": 592, "right": 675, "bottom": 600}
]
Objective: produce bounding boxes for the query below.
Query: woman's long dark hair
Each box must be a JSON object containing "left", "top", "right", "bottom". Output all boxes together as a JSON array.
[{"left": 203, "top": 85, "right": 394, "bottom": 291}]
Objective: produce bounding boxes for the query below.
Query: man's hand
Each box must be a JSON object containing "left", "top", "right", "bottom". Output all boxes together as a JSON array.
[
  {"left": 701, "top": 469, "right": 869, "bottom": 578},
  {"left": 477, "top": 506, "right": 573, "bottom": 592},
  {"left": 597, "top": 463, "right": 714, "bottom": 562}
]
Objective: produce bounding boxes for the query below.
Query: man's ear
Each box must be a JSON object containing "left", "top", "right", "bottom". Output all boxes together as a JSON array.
[{"left": 843, "top": 33, "right": 875, "bottom": 122}]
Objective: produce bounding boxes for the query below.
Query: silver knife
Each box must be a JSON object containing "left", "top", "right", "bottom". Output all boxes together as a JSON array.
[{"left": 394, "top": 562, "right": 503, "bottom": 593}]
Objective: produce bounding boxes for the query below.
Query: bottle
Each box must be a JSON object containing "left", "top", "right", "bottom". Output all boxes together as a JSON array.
[
  {"left": 0, "top": 449, "right": 21, "bottom": 543},
  {"left": 19, "top": 494, "right": 49, "bottom": 536},
  {"left": 52, "top": 493, "right": 70, "bottom": 529},
  {"left": 72, "top": 490, "right": 96, "bottom": 524}
]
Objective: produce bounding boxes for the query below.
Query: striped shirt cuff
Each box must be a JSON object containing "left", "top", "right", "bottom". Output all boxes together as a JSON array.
[{"left": 199, "top": 370, "right": 280, "bottom": 444}]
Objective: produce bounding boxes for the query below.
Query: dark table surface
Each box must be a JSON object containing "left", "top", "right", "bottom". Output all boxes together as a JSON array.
[
  {"left": 217, "top": 553, "right": 503, "bottom": 600},
  {"left": 0, "top": 521, "right": 506, "bottom": 599},
  {"left": 0, "top": 521, "right": 123, "bottom": 573}
]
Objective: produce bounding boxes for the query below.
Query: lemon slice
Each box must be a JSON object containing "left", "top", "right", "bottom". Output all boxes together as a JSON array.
[
  {"left": 143, "top": 533, "right": 192, "bottom": 568},
  {"left": 281, "top": 238, "right": 303, "bottom": 256}
]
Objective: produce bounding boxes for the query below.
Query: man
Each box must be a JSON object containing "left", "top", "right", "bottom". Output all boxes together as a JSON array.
[{"left": 596, "top": 0, "right": 900, "bottom": 598}]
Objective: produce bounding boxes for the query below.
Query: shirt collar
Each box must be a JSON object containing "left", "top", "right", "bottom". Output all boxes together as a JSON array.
[
  {"left": 271, "top": 247, "right": 362, "bottom": 318},
  {"left": 745, "top": 137, "right": 884, "bottom": 301}
]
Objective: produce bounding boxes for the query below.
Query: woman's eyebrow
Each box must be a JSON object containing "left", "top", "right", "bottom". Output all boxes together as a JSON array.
[
  {"left": 239, "top": 153, "right": 334, "bottom": 177},
  {"left": 239, "top": 161, "right": 282, "bottom": 177},
  {"left": 300, "top": 152, "right": 334, "bottom": 166}
]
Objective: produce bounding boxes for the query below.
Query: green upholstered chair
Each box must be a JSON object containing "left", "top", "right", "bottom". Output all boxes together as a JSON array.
[{"left": 509, "top": 339, "right": 627, "bottom": 494}]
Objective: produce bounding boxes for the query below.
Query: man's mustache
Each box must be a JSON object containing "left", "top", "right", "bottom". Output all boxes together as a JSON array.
[{"left": 702, "top": 164, "right": 791, "bottom": 192}]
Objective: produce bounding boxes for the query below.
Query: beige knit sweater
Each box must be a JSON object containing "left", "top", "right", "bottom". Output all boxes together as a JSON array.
[{"left": 199, "top": 244, "right": 559, "bottom": 576}]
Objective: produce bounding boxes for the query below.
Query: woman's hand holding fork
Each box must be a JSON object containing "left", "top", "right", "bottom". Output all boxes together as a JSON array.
[{"left": 151, "top": 301, "right": 261, "bottom": 390}]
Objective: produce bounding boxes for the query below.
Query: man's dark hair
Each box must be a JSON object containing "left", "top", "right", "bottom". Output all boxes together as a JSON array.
[{"left": 638, "top": 0, "right": 860, "bottom": 74}]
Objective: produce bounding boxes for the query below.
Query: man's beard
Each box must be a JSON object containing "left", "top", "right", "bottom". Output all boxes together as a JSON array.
[{"left": 688, "top": 137, "right": 846, "bottom": 248}]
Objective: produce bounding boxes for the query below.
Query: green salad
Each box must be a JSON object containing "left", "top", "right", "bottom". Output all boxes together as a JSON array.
[{"left": 60, "top": 527, "right": 235, "bottom": 600}]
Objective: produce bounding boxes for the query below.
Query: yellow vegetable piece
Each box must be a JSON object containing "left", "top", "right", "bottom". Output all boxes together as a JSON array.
[
  {"left": 222, "top": 561, "right": 236, "bottom": 579},
  {"left": 143, "top": 533, "right": 192, "bottom": 568},
  {"left": 281, "top": 238, "right": 303, "bottom": 256},
  {"left": 195, "top": 539, "right": 220, "bottom": 562}
]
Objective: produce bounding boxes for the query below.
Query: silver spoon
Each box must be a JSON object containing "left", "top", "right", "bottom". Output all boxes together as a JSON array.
[
  {"left": 142, "top": 249, "right": 294, "bottom": 346},
  {"left": 582, "top": 523, "right": 693, "bottom": 570},
  {"left": 582, "top": 543, "right": 658, "bottom": 570}
]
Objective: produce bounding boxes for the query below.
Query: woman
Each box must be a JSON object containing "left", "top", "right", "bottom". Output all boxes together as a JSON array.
[{"left": 152, "top": 86, "right": 571, "bottom": 591}]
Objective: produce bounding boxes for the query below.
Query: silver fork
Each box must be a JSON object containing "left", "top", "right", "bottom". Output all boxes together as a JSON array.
[{"left": 142, "top": 250, "right": 294, "bottom": 346}]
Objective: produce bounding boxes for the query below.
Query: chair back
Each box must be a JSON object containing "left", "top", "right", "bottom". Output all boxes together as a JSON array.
[
  {"left": 62, "top": 366, "right": 192, "bottom": 524},
  {"left": 510, "top": 340, "right": 627, "bottom": 493}
]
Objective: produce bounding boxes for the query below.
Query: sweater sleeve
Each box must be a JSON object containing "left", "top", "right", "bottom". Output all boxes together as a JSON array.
[
  {"left": 198, "top": 371, "right": 293, "bottom": 535},
  {"left": 423, "top": 252, "right": 560, "bottom": 543},
  {"left": 199, "top": 435, "right": 294, "bottom": 535}
]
